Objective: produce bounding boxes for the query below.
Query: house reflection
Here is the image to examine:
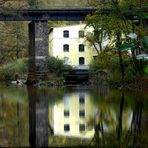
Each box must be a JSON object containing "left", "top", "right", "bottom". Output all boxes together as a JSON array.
[
  {"left": 48, "top": 90, "right": 134, "bottom": 139},
  {"left": 49, "top": 92, "right": 97, "bottom": 139}
]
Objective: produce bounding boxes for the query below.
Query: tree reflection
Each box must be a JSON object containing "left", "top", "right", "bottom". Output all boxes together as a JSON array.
[
  {"left": 117, "top": 92, "right": 125, "bottom": 144},
  {"left": 27, "top": 86, "right": 48, "bottom": 147},
  {"left": 91, "top": 91, "right": 147, "bottom": 148},
  {"left": 124, "top": 99, "right": 144, "bottom": 148},
  {"left": 0, "top": 86, "right": 28, "bottom": 147}
]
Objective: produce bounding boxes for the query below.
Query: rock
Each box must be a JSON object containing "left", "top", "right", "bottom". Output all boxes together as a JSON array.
[{"left": 11, "top": 79, "right": 26, "bottom": 85}]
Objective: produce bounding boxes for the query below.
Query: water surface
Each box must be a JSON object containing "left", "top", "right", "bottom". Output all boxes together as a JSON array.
[{"left": 0, "top": 84, "right": 148, "bottom": 147}]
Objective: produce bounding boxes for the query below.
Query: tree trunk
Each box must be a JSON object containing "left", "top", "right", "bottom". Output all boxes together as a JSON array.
[
  {"left": 117, "top": 93, "right": 124, "bottom": 143},
  {"left": 117, "top": 33, "right": 125, "bottom": 79},
  {"left": 92, "top": 42, "right": 100, "bottom": 55}
]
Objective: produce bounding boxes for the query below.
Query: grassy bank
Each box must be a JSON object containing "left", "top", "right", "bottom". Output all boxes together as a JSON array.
[
  {"left": 0, "top": 56, "right": 72, "bottom": 83},
  {"left": 0, "top": 58, "right": 28, "bottom": 81}
]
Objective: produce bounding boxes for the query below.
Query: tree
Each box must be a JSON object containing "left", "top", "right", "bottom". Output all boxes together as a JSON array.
[
  {"left": 0, "top": 1, "right": 28, "bottom": 64},
  {"left": 85, "top": 12, "right": 110, "bottom": 54},
  {"left": 0, "top": 0, "right": 28, "bottom": 11},
  {"left": 0, "top": 21, "right": 28, "bottom": 64},
  {"left": 85, "top": 0, "right": 148, "bottom": 79}
]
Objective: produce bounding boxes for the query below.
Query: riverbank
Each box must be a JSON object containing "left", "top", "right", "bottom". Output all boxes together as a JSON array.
[
  {"left": 89, "top": 70, "right": 148, "bottom": 91},
  {"left": 1, "top": 77, "right": 148, "bottom": 91},
  {"left": 110, "top": 77, "right": 148, "bottom": 91}
]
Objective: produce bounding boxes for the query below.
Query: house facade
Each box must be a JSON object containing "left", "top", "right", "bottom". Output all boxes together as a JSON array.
[{"left": 48, "top": 24, "right": 98, "bottom": 69}]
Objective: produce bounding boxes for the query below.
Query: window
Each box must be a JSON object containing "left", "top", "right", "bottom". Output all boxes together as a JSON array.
[
  {"left": 64, "top": 110, "right": 70, "bottom": 117},
  {"left": 63, "top": 57, "right": 69, "bottom": 64},
  {"left": 79, "top": 124, "right": 85, "bottom": 132},
  {"left": 79, "top": 94, "right": 85, "bottom": 104},
  {"left": 63, "top": 30, "right": 69, "bottom": 38},
  {"left": 63, "top": 44, "right": 69, "bottom": 52},
  {"left": 64, "top": 124, "right": 70, "bottom": 132},
  {"left": 79, "top": 110, "right": 85, "bottom": 117},
  {"left": 63, "top": 96, "right": 70, "bottom": 105},
  {"left": 93, "top": 56, "right": 97, "bottom": 60},
  {"left": 79, "top": 44, "right": 85, "bottom": 52},
  {"left": 79, "top": 30, "right": 84, "bottom": 38},
  {"left": 79, "top": 57, "right": 85, "bottom": 65}
]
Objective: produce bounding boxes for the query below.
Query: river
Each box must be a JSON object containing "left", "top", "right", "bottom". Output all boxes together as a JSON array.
[{"left": 0, "top": 84, "right": 148, "bottom": 147}]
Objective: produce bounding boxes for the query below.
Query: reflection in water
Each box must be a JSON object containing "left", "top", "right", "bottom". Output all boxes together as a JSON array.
[
  {"left": 124, "top": 99, "right": 144, "bottom": 148},
  {"left": 49, "top": 87, "right": 97, "bottom": 139},
  {"left": 91, "top": 91, "right": 147, "bottom": 148},
  {"left": 27, "top": 86, "right": 48, "bottom": 147},
  {"left": 0, "top": 84, "right": 148, "bottom": 147},
  {"left": 0, "top": 85, "right": 28, "bottom": 147}
]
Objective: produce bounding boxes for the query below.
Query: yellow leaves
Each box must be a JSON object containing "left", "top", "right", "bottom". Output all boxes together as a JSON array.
[
  {"left": 0, "top": 0, "right": 28, "bottom": 11},
  {"left": 88, "top": 0, "right": 97, "bottom": 6},
  {"left": 135, "top": 24, "right": 148, "bottom": 36},
  {"left": 0, "top": 21, "right": 28, "bottom": 62},
  {"left": 120, "top": 0, "right": 148, "bottom": 8}
]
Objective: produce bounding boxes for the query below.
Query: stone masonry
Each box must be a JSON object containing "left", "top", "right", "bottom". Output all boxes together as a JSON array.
[{"left": 27, "top": 21, "right": 49, "bottom": 83}]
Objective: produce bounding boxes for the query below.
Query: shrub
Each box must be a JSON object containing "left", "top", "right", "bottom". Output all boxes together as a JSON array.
[
  {"left": 0, "top": 59, "right": 28, "bottom": 81},
  {"left": 48, "top": 56, "right": 72, "bottom": 76},
  {"left": 89, "top": 51, "right": 143, "bottom": 82},
  {"left": 144, "top": 65, "right": 148, "bottom": 74},
  {"left": 89, "top": 57, "right": 101, "bottom": 75},
  {"left": 89, "top": 51, "right": 121, "bottom": 81}
]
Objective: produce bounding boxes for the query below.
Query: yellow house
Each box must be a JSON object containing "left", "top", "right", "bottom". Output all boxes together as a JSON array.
[
  {"left": 49, "top": 92, "right": 97, "bottom": 138},
  {"left": 48, "top": 24, "right": 98, "bottom": 69}
]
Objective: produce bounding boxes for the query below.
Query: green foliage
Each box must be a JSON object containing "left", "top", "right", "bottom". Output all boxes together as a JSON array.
[
  {"left": 89, "top": 57, "right": 101, "bottom": 75},
  {"left": 119, "top": 43, "right": 136, "bottom": 51},
  {"left": 144, "top": 65, "right": 148, "bottom": 74},
  {"left": 28, "top": 0, "right": 39, "bottom": 8},
  {"left": 0, "top": 0, "right": 28, "bottom": 11},
  {"left": 89, "top": 51, "right": 120, "bottom": 81},
  {"left": 28, "top": 0, "right": 89, "bottom": 8},
  {"left": 124, "top": 63, "right": 140, "bottom": 81},
  {"left": 0, "top": 59, "right": 28, "bottom": 81},
  {"left": 0, "top": 22, "right": 28, "bottom": 64},
  {"left": 48, "top": 56, "right": 72, "bottom": 76},
  {"left": 0, "top": 56, "right": 72, "bottom": 81},
  {"left": 143, "top": 36, "right": 148, "bottom": 50},
  {"left": 89, "top": 51, "right": 143, "bottom": 81},
  {"left": 86, "top": 0, "right": 148, "bottom": 80},
  {"left": 28, "top": 0, "right": 46, "bottom": 8},
  {"left": 85, "top": 1, "right": 133, "bottom": 41}
]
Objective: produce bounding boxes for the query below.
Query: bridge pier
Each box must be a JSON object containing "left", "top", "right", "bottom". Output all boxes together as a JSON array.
[{"left": 27, "top": 21, "right": 49, "bottom": 83}]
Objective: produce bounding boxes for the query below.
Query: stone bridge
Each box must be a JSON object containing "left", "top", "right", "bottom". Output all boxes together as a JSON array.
[
  {"left": 0, "top": 8, "right": 147, "bottom": 83},
  {"left": 0, "top": 8, "right": 97, "bottom": 83}
]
